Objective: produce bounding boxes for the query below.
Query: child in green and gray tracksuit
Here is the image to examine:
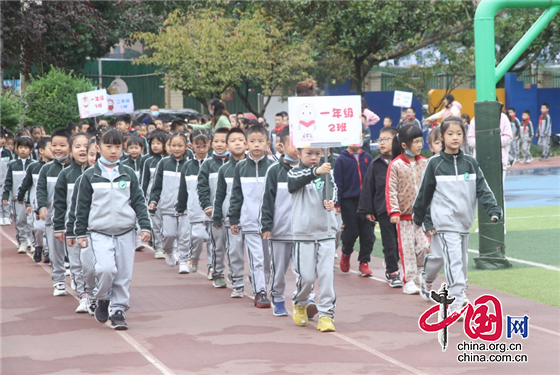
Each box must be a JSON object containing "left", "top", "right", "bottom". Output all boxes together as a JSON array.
[
  {"left": 288, "top": 147, "right": 338, "bottom": 332},
  {"left": 2, "top": 136, "right": 35, "bottom": 251},
  {"left": 17, "top": 137, "right": 51, "bottom": 262},
  {"left": 213, "top": 128, "right": 247, "bottom": 297},
  {"left": 75, "top": 129, "right": 151, "bottom": 330},
  {"left": 413, "top": 118, "right": 501, "bottom": 315},
  {"left": 197, "top": 128, "right": 230, "bottom": 281},
  {"left": 175, "top": 132, "right": 211, "bottom": 274},
  {"left": 0, "top": 144, "right": 14, "bottom": 224},
  {"left": 53, "top": 133, "right": 90, "bottom": 313}
]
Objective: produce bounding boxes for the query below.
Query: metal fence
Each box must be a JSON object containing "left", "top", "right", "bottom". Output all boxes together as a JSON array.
[{"left": 380, "top": 72, "right": 476, "bottom": 91}]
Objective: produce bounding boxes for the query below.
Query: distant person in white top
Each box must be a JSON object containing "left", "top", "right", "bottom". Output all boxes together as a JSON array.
[
  {"left": 425, "top": 94, "right": 462, "bottom": 123},
  {"left": 467, "top": 109, "right": 513, "bottom": 171}
]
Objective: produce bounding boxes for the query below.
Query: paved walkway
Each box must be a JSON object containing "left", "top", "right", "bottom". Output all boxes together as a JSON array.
[{"left": 1, "top": 224, "right": 559, "bottom": 375}]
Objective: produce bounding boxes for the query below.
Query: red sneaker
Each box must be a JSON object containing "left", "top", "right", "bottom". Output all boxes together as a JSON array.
[
  {"left": 340, "top": 253, "right": 351, "bottom": 273},
  {"left": 358, "top": 262, "right": 373, "bottom": 277}
]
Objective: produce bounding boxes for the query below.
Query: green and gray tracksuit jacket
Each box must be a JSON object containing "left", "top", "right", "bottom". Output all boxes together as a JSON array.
[
  {"left": 150, "top": 155, "right": 189, "bottom": 216},
  {"left": 197, "top": 153, "right": 229, "bottom": 213},
  {"left": 74, "top": 161, "right": 151, "bottom": 237},
  {"left": 36, "top": 158, "right": 70, "bottom": 226},
  {"left": 175, "top": 156, "right": 209, "bottom": 223},
  {"left": 287, "top": 162, "right": 338, "bottom": 242},
  {"left": 258, "top": 157, "right": 294, "bottom": 242},
  {"left": 520, "top": 119, "right": 534, "bottom": 141},
  {"left": 212, "top": 158, "right": 242, "bottom": 228},
  {"left": 0, "top": 148, "right": 14, "bottom": 190},
  {"left": 2, "top": 158, "right": 34, "bottom": 201},
  {"left": 537, "top": 113, "right": 551, "bottom": 137},
  {"left": 140, "top": 153, "right": 163, "bottom": 198},
  {"left": 412, "top": 150, "right": 502, "bottom": 234},
  {"left": 16, "top": 160, "right": 45, "bottom": 208},
  {"left": 64, "top": 174, "right": 84, "bottom": 239},
  {"left": 228, "top": 155, "right": 275, "bottom": 233},
  {"left": 122, "top": 155, "right": 147, "bottom": 180},
  {"left": 53, "top": 160, "right": 88, "bottom": 233}
]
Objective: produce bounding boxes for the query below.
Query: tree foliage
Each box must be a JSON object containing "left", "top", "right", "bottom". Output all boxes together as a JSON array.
[
  {"left": 0, "top": 90, "right": 24, "bottom": 131},
  {"left": 259, "top": 0, "right": 476, "bottom": 95},
  {"left": 135, "top": 6, "right": 312, "bottom": 116},
  {"left": 24, "top": 67, "right": 95, "bottom": 133}
]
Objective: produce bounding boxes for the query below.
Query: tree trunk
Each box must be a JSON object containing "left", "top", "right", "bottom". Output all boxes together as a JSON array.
[{"left": 353, "top": 58, "right": 363, "bottom": 95}]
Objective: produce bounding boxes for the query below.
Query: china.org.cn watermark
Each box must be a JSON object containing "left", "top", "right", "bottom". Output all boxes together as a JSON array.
[{"left": 418, "top": 284, "right": 530, "bottom": 363}]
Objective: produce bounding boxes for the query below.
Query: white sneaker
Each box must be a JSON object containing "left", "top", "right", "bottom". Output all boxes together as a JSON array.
[
  {"left": 75, "top": 297, "right": 88, "bottom": 313},
  {"left": 154, "top": 248, "right": 165, "bottom": 259},
  {"left": 65, "top": 269, "right": 71, "bottom": 276},
  {"left": 2, "top": 218, "right": 10, "bottom": 225},
  {"left": 164, "top": 252, "right": 176, "bottom": 267},
  {"left": 449, "top": 303, "right": 465, "bottom": 321},
  {"left": 188, "top": 260, "right": 198, "bottom": 273},
  {"left": 461, "top": 290, "right": 470, "bottom": 307},
  {"left": 17, "top": 243, "right": 27, "bottom": 253},
  {"left": 53, "top": 283, "right": 67, "bottom": 296},
  {"left": 71, "top": 279, "right": 77, "bottom": 291},
  {"left": 178, "top": 262, "right": 190, "bottom": 274},
  {"left": 141, "top": 242, "right": 153, "bottom": 252},
  {"left": 403, "top": 280, "right": 420, "bottom": 295}
]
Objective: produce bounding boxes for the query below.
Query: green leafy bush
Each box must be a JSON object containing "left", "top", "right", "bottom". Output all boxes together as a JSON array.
[
  {"left": 0, "top": 90, "right": 24, "bottom": 131},
  {"left": 25, "top": 67, "right": 95, "bottom": 133}
]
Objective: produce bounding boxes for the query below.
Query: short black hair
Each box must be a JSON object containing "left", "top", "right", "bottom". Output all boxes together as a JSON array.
[
  {"left": 247, "top": 119, "right": 260, "bottom": 128},
  {"left": 246, "top": 124, "right": 268, "bottom": 140},
  {"left": 148, "top": 130, "right": 168, "bottom": 155},
  {"left": 100, "top": 129, "right": 123, "bottom": 145},
  {"left": 523, "top": 110, "right": 531, "bottom": 116},
  {"left": 542, "top": 103, "right": 549, "bottom": 109},
  {"left": 37, "top": 136, "right": 51, "bottom": 151},
  {"left": 115, "top": 114, "right": 132, "bottom": 124},
  {"left": 226, "top": 127, "right": 246, "bottom": 143},
  {"left": 214, "top": 127, "right": 230, "bottom": 138},
  {"left": 170, "top": 118, "right": 186, "bottom": 131},
  {"left": 275, "top": 112, "right": 283, "bottom": 117},
  {"left": 236, "top": 112, "right": 244, "bottom": 117},
  {"left": 385, "top": 116, "right": 393, "bottom": 122},
  {"left": 508, "top": 107, "right": 515, "bottom": 113},
  {"left": 280, "top": 111, "right": 288, "bottom": 118},
  {"left": 127, "top": 136, "right": 144, "bottom": 148},
  {"left": 379, "top": 127, "right": 397, "bottom": 137},
  {"left": 15, "top": 136, "right": 34, "bottom": 149},
  {"left": 66, "top": 123, "right": 79, "bottom": 133},
  {"left": 51, "top": 128, "right": 71, "bottom": 140},
  {"left": 408, "top": 107, "right": 416, "bottom": 113},
  {"left": 278, "top": 126, "right": 290, "bottom": 144}
]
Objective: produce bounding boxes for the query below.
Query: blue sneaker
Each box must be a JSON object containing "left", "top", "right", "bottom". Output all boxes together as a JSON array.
[
  {"left": 420, "top": 276, "right": 432, "bottom": 302},
  {"left": 273, "top": 301, "right": 288, "bottom": 316}
]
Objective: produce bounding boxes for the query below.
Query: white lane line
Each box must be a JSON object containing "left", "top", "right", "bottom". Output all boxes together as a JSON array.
[
  {"left": 467, "top": 249, "right": 560, "bottom": 272},
  {"left": 506, "top": 215, "right": 560, "bottom": 220},
  {"left": 333, "top": 332, "right": 428, "bottom": 375},
  {"left": 0, "top": 228, "right": 176, "bottom": 375}
]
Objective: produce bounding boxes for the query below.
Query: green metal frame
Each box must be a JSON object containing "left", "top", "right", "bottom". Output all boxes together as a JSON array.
[{"left": 474, "top": 0, "right": 559, "bottom": 269}]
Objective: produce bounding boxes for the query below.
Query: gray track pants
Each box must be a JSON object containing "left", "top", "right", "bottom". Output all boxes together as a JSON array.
[
  {"left": 80, "top": 244, "right": 96, "bottom": 299},
  {"left": 188, "top": 222, "right": 210, "bottom": 264},
  {"left": 33, "top": 216, "right": 47, "bottom": 249},
  {"left": 521, "top": 139, "right": 532, "bottom": 160},
  {"left": 161, "top": 215, "right": 180, "bottom": 254},
  {"left": 151, "top": 208, "right": 163, "bottom": 249},
  {"left": 244, "top": 232, "right": 270, "bottom": 295},
  {"left": 538, "top": 136, "right": 550, "bottom": 157},
  {"left": 67, "top": 243, "right": 86, "bottom": 297},
  {"left": 176, "top": 216, "right": 191, "bottom": 264},
  {"left": 211, "top": 226, "right": 226, "bottom": 277},
  {"left": 45, "top": 225, "right": 66, "bottom": 284},
  {"left": 292, "top": 240, "right": 336, "bottom": 319},
  {"left": 90, "top": 231, "right": 136, "bottom": 313},
  {"left": 423, "top": 232, "right": 468, "bottom": 306},
  {"left": 269, "top": 241, "right": 293, "bottom": 304},
  {"left": 225, "top": 226, "right": 244, "bottom": 289},
  {"left": 12, "top": 201, "right": 31, "bottom": 245},
  {"left": 0, "top": 201, "right": 10, "bottom": 219}
]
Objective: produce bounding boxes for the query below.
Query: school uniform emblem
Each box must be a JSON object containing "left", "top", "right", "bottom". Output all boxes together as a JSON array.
[
  {"left": 118, "top": 180, "right": 127, "bottom": 190},
  {"left": 313, "top": 178, "right": 324, "bottom": 190},
  {"left": 464, "top": 173, "right": 470, "bottom": 181}
]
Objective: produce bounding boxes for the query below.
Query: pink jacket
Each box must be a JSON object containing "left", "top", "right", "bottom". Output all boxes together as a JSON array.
[
  {"left": 467, "top": 113, "right": 513, "bottom": 170},
  {"left": 363, "top": 108, "right": 380, "bottom": 126}
]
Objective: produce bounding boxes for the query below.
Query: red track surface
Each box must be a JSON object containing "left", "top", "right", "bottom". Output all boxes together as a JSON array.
[{"left": 1, "top": 218, "right": 559, "bottom": 374}]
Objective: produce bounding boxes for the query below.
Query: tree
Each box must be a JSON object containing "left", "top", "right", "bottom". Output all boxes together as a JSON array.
[
  {"left": 259, "top": 0, "right": 476, "bottom": 95},
  {"left": 0, "top": 90, "right": 23, "bottom": 131},
  {"left": 135, "top": 6, "right": 312, "bottom": 116},
  {"left": 24, "top": 67, "right": 95, "bottom": 133}
]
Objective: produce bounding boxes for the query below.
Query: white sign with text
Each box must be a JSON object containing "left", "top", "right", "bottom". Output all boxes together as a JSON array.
[
  {"left": 106, "top": 93, "right": 134, "bottom": 115},
  {"left": 77, "top": 89, "right": 109, "bottom": 119},
  {"left": 393, "top": 90, "right": 413, "bottom": 108}
]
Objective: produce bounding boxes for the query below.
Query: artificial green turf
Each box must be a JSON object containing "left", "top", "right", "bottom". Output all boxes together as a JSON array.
[{"left": 358, "top": 205, "right": 560, "bottom": 309}]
